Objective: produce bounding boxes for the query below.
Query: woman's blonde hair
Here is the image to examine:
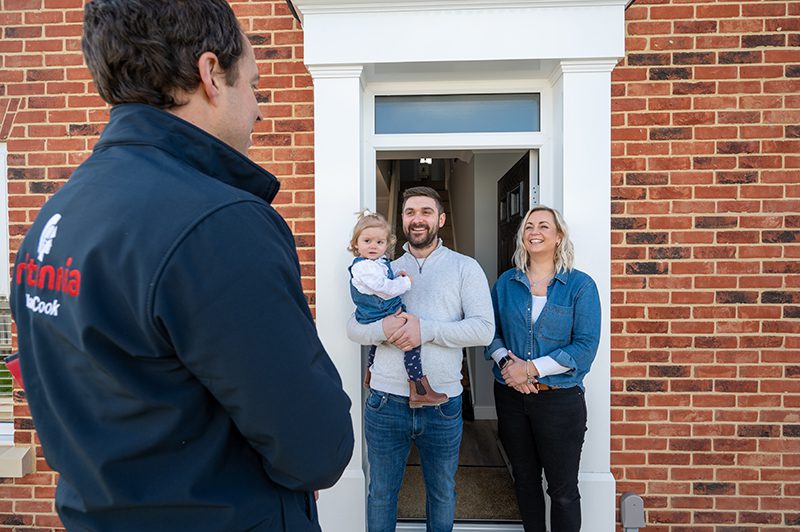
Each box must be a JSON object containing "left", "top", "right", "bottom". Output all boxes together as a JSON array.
[
  {"left": 348, "top": 210, "right": 396, "bottom": 257},
  {"left": 512, "top": 205, "right": 575, "bottom": 273}
]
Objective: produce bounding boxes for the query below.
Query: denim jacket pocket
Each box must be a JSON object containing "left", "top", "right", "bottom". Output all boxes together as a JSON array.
[
  {"left": 365, "top": 390, "right": 387, "bottom": 412},
  {"left": 538, "top": 304, "right": 574, "bottom": 342}
]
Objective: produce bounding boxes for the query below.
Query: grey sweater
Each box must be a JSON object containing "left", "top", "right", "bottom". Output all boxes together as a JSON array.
[{"left": 347, "top": 240, "right": 495, "bottom": 398}]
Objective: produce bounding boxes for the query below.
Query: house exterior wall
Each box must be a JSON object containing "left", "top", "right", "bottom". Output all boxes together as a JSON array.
[
  {"left": 611, "top": 2, "right": 799, "bottom": 530},
  {"left": 0, "top": 0, "right": 797, "bottom": 530}
]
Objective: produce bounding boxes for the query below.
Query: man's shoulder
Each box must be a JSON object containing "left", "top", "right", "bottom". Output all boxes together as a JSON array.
[
  {"left": 443, "top": 247, "right": 483, "bottom": 272},
  {"left": 391, "top": 252, "right": 413, "bottom": 267}
]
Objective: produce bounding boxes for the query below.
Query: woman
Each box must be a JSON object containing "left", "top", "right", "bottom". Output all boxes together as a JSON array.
[{"left": 486, "top": 206, "right": 601, "bottom": 532}]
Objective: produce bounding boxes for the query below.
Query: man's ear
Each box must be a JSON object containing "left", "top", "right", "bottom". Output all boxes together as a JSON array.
[
  {"left": 439, "top": 212, "right": 446, "bottom": 228},
  {"left": 197, "top": 51, "right": 222, "bottom": 103}
]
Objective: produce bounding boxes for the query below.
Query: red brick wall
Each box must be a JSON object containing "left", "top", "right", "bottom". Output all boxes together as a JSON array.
[
  {"left": 1, "top": 1, "right": 309, "bottom": 529},
  {"left": 611, "top": 1, "right": 799, "bottom": 529},
  {"left": 1, "top": 0, "right": 798, "bottom": 530}
]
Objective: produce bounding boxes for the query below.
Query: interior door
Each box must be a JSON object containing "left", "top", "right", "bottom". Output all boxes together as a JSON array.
[{"left": 496, "top": 152, "right": 530, "bottom": 277}]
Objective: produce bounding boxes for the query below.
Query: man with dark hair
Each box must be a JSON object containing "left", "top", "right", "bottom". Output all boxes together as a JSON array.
[
  {"left": 10, "top": 1, "right": 354, "bottom": 531},
  {"left": 347, "top": 186, "right": 494, "bottom": 532}
]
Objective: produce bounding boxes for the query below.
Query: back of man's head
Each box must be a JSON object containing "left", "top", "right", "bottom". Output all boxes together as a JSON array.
[{"left": 82, "top": 0, "right": 244, "bottom": 109}]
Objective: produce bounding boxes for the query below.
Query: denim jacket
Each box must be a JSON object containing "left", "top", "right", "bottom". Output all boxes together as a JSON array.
[
  {"left": 349, "top": 256, "right": 404, "bottom": 324},
  {"left": 485, "top": 267, "right": 601, "bottom": 390}
]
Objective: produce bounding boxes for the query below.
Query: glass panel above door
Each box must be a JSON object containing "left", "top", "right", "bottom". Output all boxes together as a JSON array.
[{"left": 375, "top": 93, "right": 540, "bottom": 134}]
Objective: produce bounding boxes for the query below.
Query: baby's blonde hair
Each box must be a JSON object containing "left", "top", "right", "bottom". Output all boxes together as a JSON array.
[{"left": 348, "top": 210, "right": 396, "bottom": 257}]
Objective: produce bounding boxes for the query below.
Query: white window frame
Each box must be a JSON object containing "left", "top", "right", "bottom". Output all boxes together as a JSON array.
[
  {"left": 363, "top": 79, "right": 555, "bottom": 210},
  {"left": 1, "top": 142, "right": 13, "bottom": 440},
  {"left": 0, "top": 142, "right": 8, "bottom": 299}
]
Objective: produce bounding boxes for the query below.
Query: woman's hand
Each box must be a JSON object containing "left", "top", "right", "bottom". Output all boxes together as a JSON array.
[{"left": 501, "top": 351, "right": 539, "bottom": 394}]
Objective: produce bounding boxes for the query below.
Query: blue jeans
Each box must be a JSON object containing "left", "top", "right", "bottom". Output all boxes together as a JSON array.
[{"left": 364, "top": 389, "right": 462, "bottom": 532}]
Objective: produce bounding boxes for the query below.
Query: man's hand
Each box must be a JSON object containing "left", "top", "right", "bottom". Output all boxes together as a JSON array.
[
  {"left": 381, "top": 311, "right": 407, "bottom": 339},
  {"left": 387, "top": 312, "right": 421, "bottom": 352}
]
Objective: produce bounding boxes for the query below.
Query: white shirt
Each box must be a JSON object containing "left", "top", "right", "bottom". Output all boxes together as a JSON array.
[{"left": 351, "top": 257, "right": 411, "bottom": 300}]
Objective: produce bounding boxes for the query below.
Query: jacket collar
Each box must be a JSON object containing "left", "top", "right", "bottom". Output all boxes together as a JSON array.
[
  {"left": 95, "top": 103, "right": 280, "bottom": 203},
  {"left": 511, "top": 266, "right": 569, "bottom": 287}
]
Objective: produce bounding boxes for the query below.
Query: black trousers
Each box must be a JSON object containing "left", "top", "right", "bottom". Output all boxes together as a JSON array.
[{"left": 494, "top": 381, "right": 587, "bottom": 532}]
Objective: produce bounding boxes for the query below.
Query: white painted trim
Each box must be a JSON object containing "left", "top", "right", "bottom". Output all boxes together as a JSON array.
[
  {"left": 0, "top": 445, "right": 35, "bottom": 478},
  {"left": 556, "top": 62, "right": 614, "bottom": 485},
  {"left": 300, "top": 3, "right": 625, "bottom": 66},
  {"left": 560, "top": 59, "right": 621, "bottom": 73},
  {"left": 395, "top": 473, "right": 614, "bottom": 531},
  {"left": 295, "top": 0, "right": 627, "bottom": 18},
  {"left": 0, "top": 143, "right": 9, "bottom": 297},
  {"left": 398, "top": 523, "right": 522, "bottom": 532},
  {"left": 311, "top": 69, "right": 368, "bottom": 532},
  {"left": 367, "top": 81, "right": 553, "bottom": 154},
  {"left": 306, "top": 65, "right": 365, "bottom": 81},
  {"left": 366, "top": 78, "right": 555, "bottom": 94},
  {"left": 371, "top": 133, "right": 546, "bottom": 152}
]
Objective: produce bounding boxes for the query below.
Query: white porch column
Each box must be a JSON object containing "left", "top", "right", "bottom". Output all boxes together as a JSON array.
[
  {"left": 554, "top": 59, "right": 618, "bottom": 530},
  {"left": 310, "top": 65, "right": 367, "bottom": 532}
]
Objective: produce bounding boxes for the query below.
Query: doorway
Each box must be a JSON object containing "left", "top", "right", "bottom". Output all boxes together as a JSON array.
[{"left": 374, "top": 149, "right": 538, "bottom": 526}]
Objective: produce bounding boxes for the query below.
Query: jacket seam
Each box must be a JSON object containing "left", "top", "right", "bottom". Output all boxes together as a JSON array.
[{"left": 144, "top": 199, "right": 271, "bottom": 343}]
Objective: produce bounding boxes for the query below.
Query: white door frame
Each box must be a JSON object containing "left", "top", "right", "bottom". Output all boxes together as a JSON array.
[{"left": 296, "top": 2, "right": 625, "bottom": 530}]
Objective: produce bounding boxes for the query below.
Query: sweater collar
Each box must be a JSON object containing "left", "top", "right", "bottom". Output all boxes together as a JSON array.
[
  {"left": 94, "top": 103, "right": 280, "bottom": 203},
  {"left": 402, "top": 238, "right": 444, "bottom": 259}
]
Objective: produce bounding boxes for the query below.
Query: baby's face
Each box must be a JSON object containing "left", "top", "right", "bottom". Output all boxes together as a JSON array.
[{"left": 356, "top": 227, "right": 390, "bottom": 260}]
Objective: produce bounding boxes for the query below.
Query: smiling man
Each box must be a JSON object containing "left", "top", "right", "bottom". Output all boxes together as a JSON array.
[
  {"left": 347, "top": 186, "right": 494, "bottom": 532},
  {"left": 10, "top": 1, "right": 353, "bottom": 531}
]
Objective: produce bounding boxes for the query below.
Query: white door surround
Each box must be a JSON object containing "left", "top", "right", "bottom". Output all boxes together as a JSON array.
[{"left": 293, "top": 1, "right": 625, "bottom": 530}]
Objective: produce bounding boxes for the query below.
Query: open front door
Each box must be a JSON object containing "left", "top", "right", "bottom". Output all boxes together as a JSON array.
[{"left": 496, "top": 152, "right": 530, "bottom": 277}]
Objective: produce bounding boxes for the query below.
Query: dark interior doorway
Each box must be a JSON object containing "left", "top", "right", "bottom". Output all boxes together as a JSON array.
[
  {"left": 375, "top": 152, "right": 532, "bottom": 526},
  {"left": 496, "top": 152, "right": 530, "bottom": 277}
]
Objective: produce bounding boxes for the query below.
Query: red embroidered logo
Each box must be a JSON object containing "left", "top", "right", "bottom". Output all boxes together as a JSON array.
[
  {"left": 15, "top": 213, "right": 82, "bottom": 298},
  {"left": 15, "top": 254, "right": 82, "bottom": 297}
]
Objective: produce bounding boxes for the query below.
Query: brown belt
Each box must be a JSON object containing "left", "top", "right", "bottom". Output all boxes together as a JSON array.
[{"left": 535, "top": 383, "right": 560, "bottom": 392}]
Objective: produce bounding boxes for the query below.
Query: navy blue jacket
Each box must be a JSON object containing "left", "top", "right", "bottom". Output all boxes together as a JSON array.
[{"left": 10, "top": 104, "right": 354, "bottom": 531}]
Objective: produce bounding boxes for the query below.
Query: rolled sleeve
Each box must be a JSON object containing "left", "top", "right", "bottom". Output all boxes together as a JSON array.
[{"left": 485, "top": 281, "right": 507, "bottom": 359}]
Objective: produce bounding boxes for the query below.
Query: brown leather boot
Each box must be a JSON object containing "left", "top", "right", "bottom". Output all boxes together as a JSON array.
[
  {"left": 408, "top": 376, "right": 448, "bottom": 408},
  {"left": 364, "top": 367, "right": 372, "bottom": 389}
]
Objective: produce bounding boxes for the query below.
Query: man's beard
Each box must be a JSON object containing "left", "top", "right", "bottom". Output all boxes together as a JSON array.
[{"left": 405, "top": 222, "right": 439, "bottom": 250}]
